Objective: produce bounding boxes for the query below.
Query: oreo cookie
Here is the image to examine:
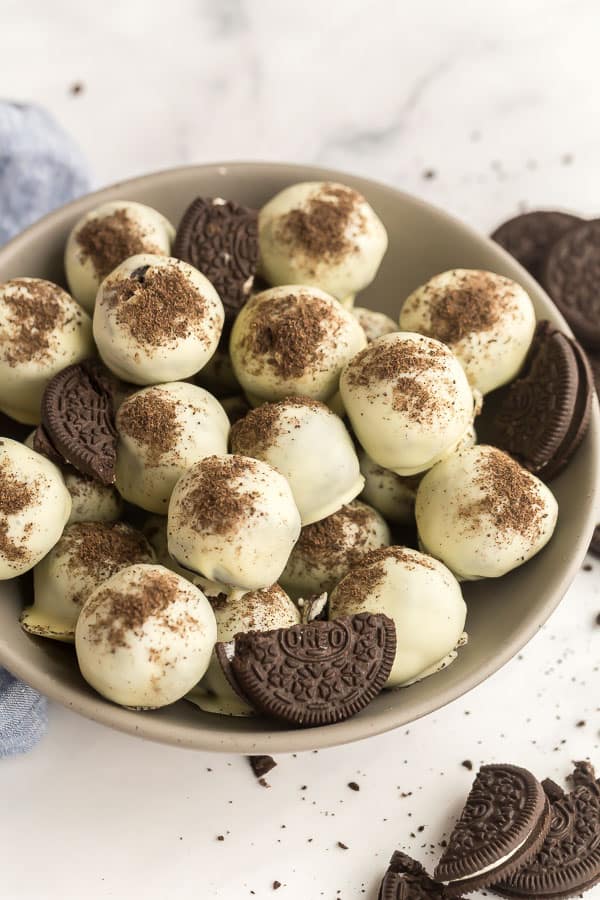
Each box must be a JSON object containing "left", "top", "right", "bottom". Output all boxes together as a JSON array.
[
  {"left": 543, "top": 219, "right": 600, "bottom": 349},
  {"left": 434, "top": 763, "right": 552, "bottom": 896},
  {"left": 493, "top": 761, "right": 600, "bottom": 899},
  {"left": 491, "top": 211, "right": 583, "bottom": 283},
  {"left": 485, "top": 321, "right": 592, "bottom": 480},
  {"left": 229, "top": 613, "right": 396, "bottom": 728},
  {"left": 41, "top": 359, "right": 118, "bottom": 485},
  {"left": 174, "top": 197, "right": 258, "bottom": 321},
  {"left": 31, "top": 424, "right": 65, "bottom": 467},
  {"left": 379, "top": 851, "right": 457, "bottom": 900}
]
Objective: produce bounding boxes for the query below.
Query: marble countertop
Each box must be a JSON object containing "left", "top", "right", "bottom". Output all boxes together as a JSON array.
[{"left": 1, "top": 1, "right": 599, "bottom": 898}]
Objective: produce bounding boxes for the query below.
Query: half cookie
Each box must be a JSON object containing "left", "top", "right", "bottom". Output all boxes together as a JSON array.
[
  {"left": 434, "top": 763, "right": 552, "bottom": 896},
  {"left": 379, "top": 851, "right": 462, "bottom": 899},
  {"left": 493, "top": 761, "right": 600, "bottom": 900},
  {"left": 484, "top": 321, "right": 592, "bottom": 481},
  {"left": 229, "top": 613, "right": 396, "bottom": 727}
]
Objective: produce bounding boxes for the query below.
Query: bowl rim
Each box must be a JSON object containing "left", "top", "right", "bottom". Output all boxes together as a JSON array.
[{"left": 0, "top": 160, "right": 598, "bottom": 754}]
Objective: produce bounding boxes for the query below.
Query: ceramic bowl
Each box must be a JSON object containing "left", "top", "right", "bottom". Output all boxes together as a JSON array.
[{"left": 0, "top": 162, "right": 597, "bottom": 753}]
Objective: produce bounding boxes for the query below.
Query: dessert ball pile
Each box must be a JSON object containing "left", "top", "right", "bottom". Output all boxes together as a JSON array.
[{"left": 0, "top": 179, "right": 584, "bottom": 728}]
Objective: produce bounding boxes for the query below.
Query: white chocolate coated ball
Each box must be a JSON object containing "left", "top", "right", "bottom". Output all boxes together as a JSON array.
[
  {"left": 280, "top": 500, "right": 391, "bottom": 599},
  {"left": 357, "top": 426, "right": 477, "bottom": 525},
  {"left": 230, "top": 285, "right": 366, "bottom": 404},
  {"left": 168, "top": 454, "right": 301, "bottom": 591},
  {"left": 352, "top": 306, "right": 397, "bottom": 343},
  {"left": 399, "top": 269, "right": 536, "bottom": 395},
  {"left": 75, "top": 563, "right": 217, "bottom": 708},
  {"left": 259, "top": 182, "right": 387, "bottom": 300},
  {"left": 230, "top": 397, "right": 364, "bottom": 525},
  {"left": 415, "top": 445, "right": 558, "bottom": 580},
  {"left": 329, "top": 546, "right": 466, "bottom": 687},
  {"left": 64, "top": 471, "right": 123, "bottom": 525},
  {"left": 24, "top": 431, "right": 123, "bottom": 524},
  {"left": 65, "top": 201, "right": 175, "bottom": 313},
  {"left": 115, "top": 382, "right": 230, "bottom": 514},
  {"left": 0, "top": 438, "right": 71, "bottom": 579},
  {"left": 340, "top": 332, "right": 475, "bottom": 476},
  {"left": 0, "top": 278, "right": 93, "bottom": 424},
  {"left": 22, "top": 522, "right": 154, "bottom": 642},
  {"left": 358, "top": 450, "right": 420, "bottom": 526},
  {"left": 93, "top": 254, "right": 224, "bottom": 385}
]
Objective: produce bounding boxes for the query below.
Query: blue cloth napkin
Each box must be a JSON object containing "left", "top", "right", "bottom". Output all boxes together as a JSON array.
[{"left": 0, "top": 101, "right": 90, "bottom": 756}]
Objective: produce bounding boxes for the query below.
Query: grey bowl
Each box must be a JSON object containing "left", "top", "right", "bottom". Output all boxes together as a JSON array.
[{"left": 0, "top": 162, "right": 597, "bottom": 753}]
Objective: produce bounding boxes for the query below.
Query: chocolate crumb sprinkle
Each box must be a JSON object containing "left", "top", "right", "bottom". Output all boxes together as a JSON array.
[
  {"left": 180, "top": 455, "right": 261, "bottom": 536},
  {"left": 231, "top": 396, "right": 326, "bottom": 457},
  {"left": 0, "top": 279, "right": 68, "bottom": 367},
  {"left": 105, "top": 263, "right": 212, "bottom": 348},
  {"left": 0, "top": 459, "right": 37, "bottom": 562},
  {"left": 239, "top": 292, "right": 342, "bottom": 381},
  {"left": 76, "top": 208, "right": 161, "bottom": 280},
  {"left": 293, "top": 502, "right": 387, "bottom": 576},
  {"left": 428, "top": 272, "right": 503, "bottom": 344},
  {"left": 84, "top": 569, "right": 181, "bottom": 650},
  {"left": 118, "top": 388, "right": 182, "bottom": 465},
  {"left": 62, "top": 522, "right": 152, "bottom": 590},
  {"left": 276, "top": 183, "right": 364, "bottom": 262},
  {"left": 345, "top": 336, "right": 449, "bottom": 424},
  {"left": 459, "top": 446, "right": 545, "bottom": 540}
]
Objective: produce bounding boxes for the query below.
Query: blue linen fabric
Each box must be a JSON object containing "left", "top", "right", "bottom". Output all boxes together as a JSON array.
[{"left": 0, "top": 101, "right": 90, "bottom": 756}]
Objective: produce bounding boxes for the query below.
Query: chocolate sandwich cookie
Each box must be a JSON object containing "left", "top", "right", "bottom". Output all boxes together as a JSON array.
[
  {"left": 434, "top": 763, "right": 552, "bottom": 896},
  {"left": 229, "top": 613, "right": 396, "bottom": 727},
  {"left": 543, "top": 219, "right": 600, "bottom": 349},
  {"left": 486, "top": 321, "right": 593, "bottom": 480},
  {"left": 379, "top": 851, "right": 459, "bottom": 900},
  {"left": 174, "top": 197, "right": 258, "bottom": 320},
  {"left": 41, "top": 359, "right": 118, "bottom": 485},
  {"left": 491, "top": 211, "right": 583, "bottom": 283},
  {"left": 493, "top": 761, "right": 600, "bottom": 900},
  {"left": 31, "top": 423, "right": 65, "bottom": 467}
]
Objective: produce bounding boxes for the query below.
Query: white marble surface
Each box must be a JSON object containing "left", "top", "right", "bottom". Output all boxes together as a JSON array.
[{"left": 1, "top": 1, "right": 600, "bottom": 898}]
